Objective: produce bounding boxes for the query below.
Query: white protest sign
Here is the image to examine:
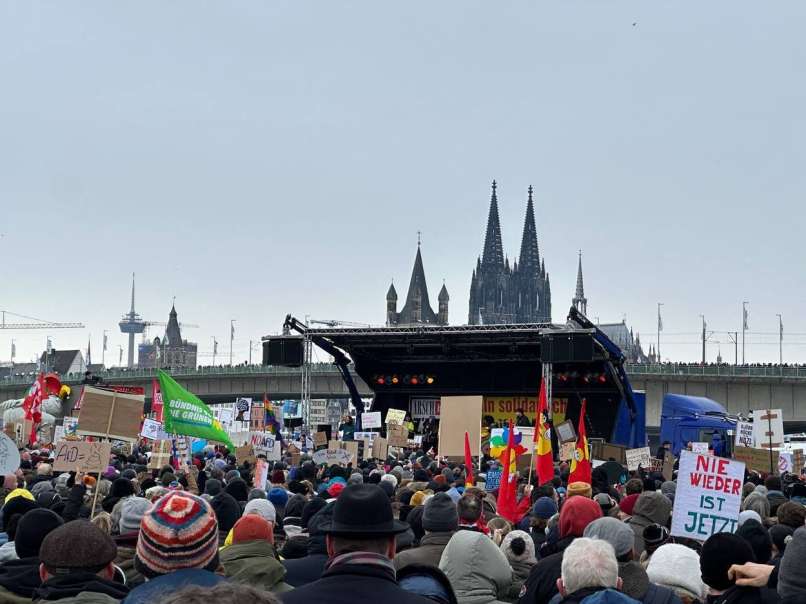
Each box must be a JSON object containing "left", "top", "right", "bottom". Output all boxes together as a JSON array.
[
  {"left": 249, "top": 432, "right": 281, "bottom": 461},
  {"left": 140, "top": 418, "right": 162, "bottom": 440},
  {"left": 779, "top": 452, "right": 793, "bottom": 474},
  {"left": 63, "top": 416, "right": 79, "bottom": 436},
  {"left": 235, "top": 397, "right": 252, "bottom": 421},
  {"left": 312, "top": 448, "right": 352, "bottom": 465},
  {"left": 385, "top": 409, "right": 407, "bottom": 425},
  {"left": 254, "top": 458, "right": 269, "bottom": 490},
  {"left": 753, "top": 409, "right": 784, "bottom": 449},
  {"left": 0, "top": 433, "right": 21, "bottom": 475},
  {"left": 735, "top": 421, "right": 754, "bottom": 449},
  {"left": 671, "top": 451, "right": 744, "bottom": 540},
  {"left": 361, "top": 412, "right": 382, "bottom": 429},
  {"left": 691, "top": 442, "right": 710, "bottom": 455},
  {"left": 354, "top": 431, "right": 379, "bottom": 442},
  {"left": 52, "top": 440, "right": 112, "bottom": 474},
  {"left": 53, "top": 425, "right": 65, "bottom": 443},
  {"left": 625, "top": 446, "right": 652, "bottom": 472}
]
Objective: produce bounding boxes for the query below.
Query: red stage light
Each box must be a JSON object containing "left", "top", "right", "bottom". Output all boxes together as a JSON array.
[
  {"left": 410, "top": 376, "right": 419, "bottom": 385},
  {"left": 376, "top": 376, "right": 385, "bottom": 385}
]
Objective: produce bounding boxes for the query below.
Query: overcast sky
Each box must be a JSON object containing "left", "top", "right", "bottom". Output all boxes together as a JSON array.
[{"left": 2, "top": 2, "right": 805, "bottom": 367}]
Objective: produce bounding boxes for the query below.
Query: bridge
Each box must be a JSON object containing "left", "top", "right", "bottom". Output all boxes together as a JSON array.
[{"left": 3, "top": 363, "right": 806, "bottom": 428}]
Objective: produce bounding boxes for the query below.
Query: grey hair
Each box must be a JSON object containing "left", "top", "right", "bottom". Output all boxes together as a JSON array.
[{"left": 561, "top": 537, "right": 619, "bottom": 595}]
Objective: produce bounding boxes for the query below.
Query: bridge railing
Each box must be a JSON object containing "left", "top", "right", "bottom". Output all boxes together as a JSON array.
[{"left": 625, "top": 363, "right": 806, "bottom": 379}]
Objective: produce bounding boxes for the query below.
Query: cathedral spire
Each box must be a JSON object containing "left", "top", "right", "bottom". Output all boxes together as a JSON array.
[
  {"left": 572, "top": 251, "right": 588, "bottom": 315},
  {"left": 481, "top": 180, "right": 505, "bottom": 268},
  {"left": 518, "top": 185, "right": 540, "bottom": 273}
]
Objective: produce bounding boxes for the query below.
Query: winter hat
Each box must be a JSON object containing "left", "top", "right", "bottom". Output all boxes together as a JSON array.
[
  {"left": 381, "top": 474, "right": 399, "bottom": 489},
  {"left": 769, "top": 524, "right": 795, "bottom": 555},
  {"left": 532, "top": 496, "right": 558, "bottom": 520},
  {"left": 501, "top": 529, "right": 537, "bottom": 564},
  {"left": 135, "top": 491, "right": 219, "bottom": 579},
  {"left": 327, "top": 482, "right": 345, "bottom": 499},
  {"left": 4, "top": 488, "right": 34, "bottom": 504},
  {"left": 738, "top": 510, "right": 763, "bottom": 527},
  {"left": 30, "top": 481, "right": 54, "bottom": 499},
  {"left": 244, "top": 498, "right": 277, "bottom": 524},
  {"left": 270, "top": 470, "right": 286, "bottom": 485},
  {"left": 619, "top": 493, "right": 640, "bottom": 516},
  {"left": 378, "top": 480, "right": 395, "bottom": 499},
  {"left": 40, "top": 520, "right": 117, "bottom": 573},
  {"left": 111, "top": 477, "right": 135, "bottom": 498},
  {"left": 103, "top": 466, "right": 119, "bottom": 480},
  {"left": 268, "top": 487, "right": 288, "bottom": 508},
  {"left": 1, "top": 494, "right": 37, "bottom": 531},
  {"left": 120, "top": 497, "right": 152, "bottom": 534},
  {"left": 583, "top": 517, "right": 635, "bottom": 558},
  {"left": 348, "top": 473, "right": 364, "bottom": 485},
  {"left": 776, "top": 501, "right": 806, "bottom": 529},
  {"left": 204, "top": 478, "right": 222, "bottom": 496},
  {"left": 122, "top": 468, "right": 137, "bottom": 480},
  {"left": 642, "top": 524, "right": 670, "bottom": 554},
  {"left": 593, "top": 493, "right": 617, "bottom": 517},
  {"left": 559, "top": 495, "right": 602, "bottom": 538},
  {"left": 232, "top": 515, "right": 272, "bottom": 544},
  {"left": 225, "top": 478, "right": 249, "bottom": 502},
  {"left": 14, "top": 508, "right": 64, "bottom": 558},
  {"left": 779, "top": 527, "right": 806, "bottom": 600},
  {"left": 660, "top": 481, "right": 676, "bottom": 503},
  {"left": 423, "top": 493, "right": 459, "bottom": 533},
  {"left": 414, "top": 469, "right": 430, "bottom": 482},
  {"left": 647, "top": 543, "right": 706, "bottom": 602},
  {"left": 301, "top": 497, "right": 328, "bottom": 529},
  {"left": 211, "top": 492, "right": 241, "bottom": 533},
  {"left": 736, "top": 519, "right": 772, "bottom": 564},
  {"left": 411, "top": 491, "right": 428, "bottom": 507},
  {"left": 700, "top": 532, "right": 755, "bottom": 591},
  {"left": 566, "top": 481, "right": 592, "bottom": 498}
]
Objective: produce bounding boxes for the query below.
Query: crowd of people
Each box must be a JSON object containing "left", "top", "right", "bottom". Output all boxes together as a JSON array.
[{"left": 1, "top": 441, "right": 805, "bottom": 603}]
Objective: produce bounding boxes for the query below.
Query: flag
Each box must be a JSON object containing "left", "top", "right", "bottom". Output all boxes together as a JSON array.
[
  {"left": 264, "top": 394, "right": 283, "bottom": 441},
  {"left": 21, "top": 373, "right": 46, "bottom": 445},
  {"left": 152, "top": 378, "right": 164, "bottom": 422},
  {"left": 534, "top": 379, "right": 554, "bottom": 486},
  {"left": 158, "top": 370, "right": 234, "bottom": 448},
  {"left": 657, "top": 308, "right": 663, "bottom": 332},
  {"left": 103, "top": 333, "right": 108, "bottom": 351},
  {"left": 569, "top": 398, "right": 592, "bottom": 484},
  {"left": 497, "top": 420, "right": 519, "bottom": 523},
  {"left": 231, "top": 322, "right": 235, "bottom": 338},
  {"left": 743, "top": 305, "right": 749, "bottom": 330},
  {"left": 464, "top": 431, "right": 474, "bottom": 487}
]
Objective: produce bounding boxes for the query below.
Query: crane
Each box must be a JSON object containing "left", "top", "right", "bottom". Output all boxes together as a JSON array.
[
  {"left": 308, "top": 319, "right": 372, "bottom": 328},
  {"left": 0, "top": 310, "right": 84, "bottom": 330}
]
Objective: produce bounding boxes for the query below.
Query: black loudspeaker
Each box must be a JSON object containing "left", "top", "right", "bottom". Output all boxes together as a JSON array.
[
  {"left": 541, "top": 333, "right": 594, "bottom": 362},
  {"left": 263, "top": 337, "right": 304, "bottom": 366}
]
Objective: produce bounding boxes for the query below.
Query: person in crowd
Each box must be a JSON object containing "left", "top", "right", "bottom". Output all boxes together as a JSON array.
[
  {"left": 338, "top": 415, "right": 356, "bottom": 441},
  {"left": 114, "top": 497, "right": 151, "bottom": 588},
  {"left": 282, "top": 502, "right": 334, "bottom": 587},
  {"left": 500, "top": 530, "right": 537, "bottom": 600},
  {"left": 515, "top": 409, "right": 532, "bottom": 428},
  {"left": 768, "top": 524, "right": 794, "bottom": 565},
  {"left": 220, "top": 514, "right": 292, "bottom": 593},
  {"left": 639, "top": 524, "right": 671, "bottom": 568},
  {"left": 646, "top": 543, "right": 707, "bottom": 604},
  {"left": 700, "top": 532, "right": 779, "bottom": 604},
  {"left": 211, "top": 486, "right": 242, "bottom": 540},
  {"left": 736, "top": 519, "right": 773, "bottom": 565},
  {"left": 439, "top": 529, "right": 513, "bottom": 604},
  {"left": 763, "top": 477, "right": 787, "bottom": 517},
  {"left": 398, "top": 564, "right": 458, "bottom": 604},
  {"left": 528, "top": 497, "right": 557, "bottom": 551},
  {"left": 396, "top": 492, "right": 458, "bottom": 571},
  {"left": 777, "top": 526, "right": 806, "bottom": 603},
  {"left": 34, "top": 519, "right": 130, "bottom": 602},
  {"left": 741, "top": 492, "right": 771, "bottom": 524},
  {"left": 583, "top": 517, "right": 680, "bottom": 604},
  {"left": 487, "top": 517, "right": 513, "bottom": 546},
  {"left": 162, "top": 583, "right": 281, "bottom": 604},
  {"left": 456, "top": 494, "right": 483, "bottom": 532},
  {"left": 775, "top": 501, "right": 805, "bottom": 529},
  {"left": 281, "top": 484, "right": 431, "bottom": 603},
  {"left": 0, "top": 508, "right": 64, "bottom": 602},
  {"left": 553, "top": 538, "right": 636, "bottom": 604},
  {"left": 618, "top": 480, "right": 643, "bottom": 518},
  {"left": 626, "top": 492, "right": 671, "bottom": 556},
  {"left": 655, "top": 441, "right": 672, "bottom": 461}
]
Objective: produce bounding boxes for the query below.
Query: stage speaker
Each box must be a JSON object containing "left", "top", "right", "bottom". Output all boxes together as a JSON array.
[
  {"left": 263, "top": 337, "right": 304, "bottom": 366},
  {"left": 541, "top": 333, "right": 594, "bottom": 363}
]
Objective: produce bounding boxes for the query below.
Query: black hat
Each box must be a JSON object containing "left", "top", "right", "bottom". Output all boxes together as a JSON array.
[
  {"left": 736, "top": 519, "right": 772, "bottom": 565},
  {"left": 15, "top": 508, "right": 64, "bottom": 558},
  {"left": 700, "top": 532, "right": 755, "bottom": 591},
  {"left": 423, "top": 493, "right": 459, "bottom": 533},
  {"left": 323, "top": 484, "right": 409, "bottom": 536}
]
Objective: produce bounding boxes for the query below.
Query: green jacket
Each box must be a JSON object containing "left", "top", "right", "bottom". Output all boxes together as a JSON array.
[{"left": 219, "top": 540, "right": 293, "bottom": 593}]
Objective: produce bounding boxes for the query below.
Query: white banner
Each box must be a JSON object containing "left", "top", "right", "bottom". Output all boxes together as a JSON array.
[
  {"left": 361, "top": 412, "right": 382, "bottom": 429},
  {"left": 140, "top": 418, "right": 162, "bottom": 440},
  {"left": 625, "top": 446, "right": 652, "bottom": 472},
  {"left": 734, "top": 421, "right": 754, "bottom": 449},
  {"left": 312, "top": 448, "right": 352, "bottom": 465},
  {"left": 752, "top": 409, "right": 784, "bottom": 449},
  {"left": 249, "top": 431, "right": 281, "bottom": 461}
]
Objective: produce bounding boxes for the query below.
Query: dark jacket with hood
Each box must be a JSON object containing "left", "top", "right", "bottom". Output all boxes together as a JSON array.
[
  {"left": 0, "top": 556, "right": 43, "bottom": 602},
  {"left": 705, "top": 585, "right": 780, "bottom": 604},
  {"left": 617, "top": 561, "right": 681, "bottom": 604},
  {"left": 281, "top": 505, "right": 333, "bottom": 587},
  {"left": 32, "top": 571, "right": 129, "bottom": 603},
  {"left": 394, "top": 531, "right": 454, "bottom": 572}
]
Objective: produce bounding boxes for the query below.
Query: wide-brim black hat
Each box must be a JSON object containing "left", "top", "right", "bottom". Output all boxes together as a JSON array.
[{"left": 323, "top": 483, "right": 410, "bottom": 536}]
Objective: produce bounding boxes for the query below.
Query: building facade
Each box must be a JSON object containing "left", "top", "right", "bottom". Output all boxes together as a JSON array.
[
  {"left": 469, "top": 182, "right": 552, "bottom": 325},
  {"left": 138, "top": 304, "right": 198, "bottom": 369}
]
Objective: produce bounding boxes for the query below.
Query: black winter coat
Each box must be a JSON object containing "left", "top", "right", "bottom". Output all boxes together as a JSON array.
[
  {"left": 280, "top": 559, "right": 433, "bottom": 604},
  {"left": 706, "top": 586, "right": 781, "bottom": 604},
  {"left": 520, "top": 537, "right": 576, "bottom": 604}
]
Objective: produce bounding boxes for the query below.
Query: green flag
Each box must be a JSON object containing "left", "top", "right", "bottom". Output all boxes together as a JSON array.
[{"left": 158, "top": 370, "right": 234, "bottom": 449}]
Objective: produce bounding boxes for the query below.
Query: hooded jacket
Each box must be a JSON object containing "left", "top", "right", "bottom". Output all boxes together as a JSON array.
[
  {"left": 627, "top": 493, "right": 671, "bottom": 556},
  {"left": 395, "top": 531, "right": 454, "bottom": 572},
  {"left": 439, "top": 530, "right": 512, "bottom": 604},
  {"left": 219, "top": 539, "right": 292, "bottom": 593},
  {"left": 0, "top": 556, "right": 43, "bottom": 602},
  {"left": 32, "top": 571, "right": 129, "bottom": 603}
]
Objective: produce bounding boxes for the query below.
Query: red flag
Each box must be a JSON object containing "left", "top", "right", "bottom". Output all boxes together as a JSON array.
[
  {"left": 568, "top": 398, "right": 592, "bottom": 485},
  {"left": 497, "top": 421, "right": 519, "bottom": 522},
  {"left": 22, "top": 373, "right": 46, "bottom": 445},
  {"left": 464, "top": 431, "right": 474, "bottom": 487},
  {"left": 534, "top": 379, "right": 554, "bottom": 486}
]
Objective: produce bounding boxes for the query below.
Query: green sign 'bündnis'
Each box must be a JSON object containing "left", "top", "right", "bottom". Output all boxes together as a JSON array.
[{"left": 158, "top": 370, "right": 234, "bottom": 449}]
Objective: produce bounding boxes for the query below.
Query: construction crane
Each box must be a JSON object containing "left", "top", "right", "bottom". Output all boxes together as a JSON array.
[
  {"left": 308, "top": 319, "right": 372, "bottom": 328},
  {"left": 0, "top": 310, "right": 84, "bottom": 330}
]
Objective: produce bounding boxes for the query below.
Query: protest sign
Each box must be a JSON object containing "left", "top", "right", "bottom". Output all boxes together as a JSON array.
[
  {"left": 555, "top": 420, "right": 577, "bottom": 444},
  {"left": 235, "top": 397, "right": 252, "bottom": 421},
  {"left": 671, "top": 451, "right": 744, "bottom": 541},
  {"left": 77, "top": 386, "right": 144, "bottom": 442},
  {"left": 313, "top": 448, "right": 353, "bottom": 465},
  {"left": 52, "top": 440, "right": 112, "bottom": 474},
  {"left": 354, "top": 431, "right": 378, "bottom": 442},
  {"left": 559, "top": 441, "right": 576, "bottom": 461},
  {"left": 387, "top": 424, "right": 409, "bottom": 448},
  {"left": 372, "top": 437, "right": 389, "bottom": 460},
  {"left": 735, "top": 421, "right": 754, "bottom": 449},
  {"left": 734, "top": 446, "right": 775, "bottom": 474},
  {"left": 313, "top": 431, "right": 328, "bottom": 449},
  {"left": 625, "top": 447, "right": 652, "bottom": 472},
  {"left": 361, "top": 412, "right": 382, "bottom": 429},
  {"left": 149, "top": 440, "right": 173, "bottom": 469},
  {"left": 438, "top": 396, "right": 482, "bottom": 457},
  {"left": 236, "top": 444, "right": 256, "bottom": 466},
  {"left": 254, "top": 458, "right": 269, "bottom": 490},
  {"left": 140, "top": 418, "right": 162, "bottom": 440},
  {"left": 410, "top": 398, "right": 440, "bottom": 419},
  {"left": 691, "top": 442, "right": 710, "bottom": 455},
  {"left": 385, "top": 409, "right": 407, "bottom": 425},
  {"left": 590, "top": 441, "right": 626, "bottom": 465},
  {"left": 663, "top": 451, "right": 675, "bottom": 482},
  {"left": 63, "top": 416, "right": 79, "bottom": 437},
  {"left": 328, "top": 440, "right": 358, "bottom": 465},
  {"left": 485, "top": 468, "right": 502, "bottom": 491},
  {"left": 53, "top": 425, "right": 65, "bottom": 443},
  {"left": 0, "top": 433, "right": 21, "bottom": 475},
  {"left": 753, "top": 409, "right": 784, "bottom": 450},
  {"left": 250, "top": 432, "right": 281, "bottom": 461},
  {"left": 286, "top": 443, "right": 301, "bottom": 467}
]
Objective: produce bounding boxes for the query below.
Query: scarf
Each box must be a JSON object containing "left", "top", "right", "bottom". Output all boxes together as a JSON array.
[{"left": 325, "top": 551, "right": 395, "bottom": 574}]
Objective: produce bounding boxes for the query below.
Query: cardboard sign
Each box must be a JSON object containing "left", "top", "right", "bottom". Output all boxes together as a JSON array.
[
  {"left": 387, "top": 424, "right": 409, "bottom": 448},
  {"left": 140, "top": 418, "right": 162, "bottom": 440},
  {"left": 734, "top": 446, "right": 775, "bottom": 474},
  {"left": 312, "top": 448, "right": 353, "bottom": 465},
  {"left": 555, "top": 420, "right": 577, "bottom": 444},
  {"left": 63, "top": 416, "right": 79, "bottom": 437},
  {"left": 361, "top": 412, "right": 382, "bottom": 429},
  {"left": 753, "top": 409, "right": 784, "bottom": 450},
  {"left": 385, "top": 409, "right": 407, "bottom": 425},
  {"left": 485, "top": 468, "right": 502, "bottom": 491},
  {"left": 354, "top": 431, "right": 379, "bottom": 442},
  {"left": 559, "top": 441, "right": 576, "bottom": 461},
  {"left": 663, "top": 451, "right": 675, "bottom": 482},
  {"left": 313, "top": 431, "right": 328, "bottom": 448},
  {"left": 149, "top": 440, "right": 173, "bottom": 469},
  {"left": 254, "top": 458, "right": 269, "bottom": 490},
  {"left": 52, "top": 440, "right": 112, "bottom": 474},
  {"left": 328, "top": 440, "right": 358, "bottom": 465},
  {"left": 250, "top": 432, "right": 281, "bottom": 461},
  {"left": 235, "top": 443, "right": 257, "bottom": 466},
  {"left": 0, "top": 433, "right": 21, "bottom": 475},
  {"left": 438, "top": 396, "right": 483, "bottom": 457},
  {"left": 590, "top": 441, "right": 627, "bottom": 465},
  {"left": 735, "top": 421, "right": 754, "bottom": 449},
  {"left": 626, "top": 447, "right": 652, "bottom": 472},
  {"left": 77, "top": 386, "right": 144, "bottom": 442},
  {"left": 691, "top": 442, "right": 710, "bottom": 455},
  {"left": 671, "top": 451, "right": 744, "bottom": 540},
  {"left": 372, "top": 437, "right": 388, "bottom": 460}
]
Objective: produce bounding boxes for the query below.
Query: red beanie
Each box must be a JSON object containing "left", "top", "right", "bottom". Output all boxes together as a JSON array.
[
  {"left": 232, "top": 515, "right": 272, "bottom": 544},
  {"left": 619, "top": 493, "right": 640, "bottom": 516},
  {"left": 559, "top": 495, "right": 602, "bottom": 538},
  {"left": 327, "top": 482, "right": 345, "bottom": 498}
]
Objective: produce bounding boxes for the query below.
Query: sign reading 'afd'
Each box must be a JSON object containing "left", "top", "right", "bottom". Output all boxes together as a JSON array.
[{"left": 671, "top": 451, "right": 744, "bottom": 540}]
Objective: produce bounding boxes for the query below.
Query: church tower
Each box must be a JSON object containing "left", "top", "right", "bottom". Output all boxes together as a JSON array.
[
  {"left": 572, "top": 251, "right": 588, "bottom": 315},
  {"left": 386, "top": 238, "right": 447, "bottom": 326}
]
